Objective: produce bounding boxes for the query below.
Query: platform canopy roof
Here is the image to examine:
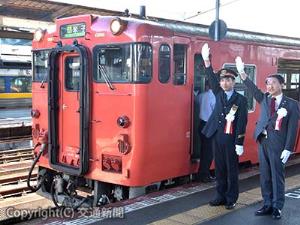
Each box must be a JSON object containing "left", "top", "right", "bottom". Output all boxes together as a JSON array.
[{"left": 0, "top": 0, "right": 125, "bottom": 22}]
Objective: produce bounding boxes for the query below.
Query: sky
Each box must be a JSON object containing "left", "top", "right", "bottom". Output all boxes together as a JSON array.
[{"left": 51, "top": 0, "right": 300, "bottom": 38}]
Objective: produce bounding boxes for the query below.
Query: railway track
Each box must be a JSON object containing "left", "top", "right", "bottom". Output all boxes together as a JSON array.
[
  {"left": 0, "top": 135, "right": 32, "bottom": 144},
  {"left": 0, "top": 135, "right": 32, "bottom": 151},
  {"left": 0, "top": 160, "right": 37, "bottom": 199},
  {"left": 0, "top": 148, "right": 34, "bottom": 164}
]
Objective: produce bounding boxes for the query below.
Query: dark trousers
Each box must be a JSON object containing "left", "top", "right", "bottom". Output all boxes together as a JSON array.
[
  {"left": 198, "top": 120, "right": 213, "bottom": 178},
  {"left": 258, "top": 135, "right": 285, "bottom": 209},
  {"left": 213, "top": 130, "right": 239, "bottom": 203}
]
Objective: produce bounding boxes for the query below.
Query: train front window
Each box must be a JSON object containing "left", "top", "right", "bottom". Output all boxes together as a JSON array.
[
  {"left": 33, "top": 50, "right": 50, "bottom": 82},
  {"left": 65, "top": 56, "right": 80, "bottom": 91},
  {"left": 10, "top": 76, "right": 32, "bottom": 93},
  {"left": 133, "top": 44, "right": 152, "bottom": 83},
  {"left": 94, "top": 43, "right": 152, "bottom": 83}
]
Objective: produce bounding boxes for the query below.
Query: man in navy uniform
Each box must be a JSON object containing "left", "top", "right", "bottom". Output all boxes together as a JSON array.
[
  {"left": 201, "top": 43, "right": 248, "bottom": 210},
  {"left": 235, "top": 57, "right": 300, "bottom": 219}
]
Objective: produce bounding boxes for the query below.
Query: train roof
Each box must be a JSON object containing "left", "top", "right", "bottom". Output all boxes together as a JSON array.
[
  {"left": 128, "top": 16, "right": 300, "bottom": 48},
  {"left": 48, "top": 13, "right": 300, "bottom": 49}
]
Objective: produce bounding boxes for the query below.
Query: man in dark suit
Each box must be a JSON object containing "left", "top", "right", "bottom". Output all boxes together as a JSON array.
[
  {"left": 201, "top": 44, "right": 248, "bottom": 210},
  {"left": 235, "top": 56, "right": 300, "bottom": 219}
]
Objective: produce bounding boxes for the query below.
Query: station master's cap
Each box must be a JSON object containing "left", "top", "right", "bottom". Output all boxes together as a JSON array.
[
  {"left": 217, "top": 68, "right": 238, "bottom": 80},
  {"left": 265, "top": 74, "right": 284, "bottom": 84}
]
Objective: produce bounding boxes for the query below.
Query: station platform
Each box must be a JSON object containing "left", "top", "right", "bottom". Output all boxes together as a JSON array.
[
  {"left": 0, "top": 108, "right": 31, "bottom": 128},
  {"left": 0, "top": 108, "right": 32, "bottom": 149},
  {"left": 16, "top": 158, "right": 300, "bottom": 225},
  {"left": 0, "top": 108, "right": 31, "bottom": 119}
]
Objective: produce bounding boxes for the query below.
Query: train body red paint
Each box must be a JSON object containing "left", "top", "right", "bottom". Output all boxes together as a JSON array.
[{"left": 30, "top": 14, "right": 300, "bottom": 206}]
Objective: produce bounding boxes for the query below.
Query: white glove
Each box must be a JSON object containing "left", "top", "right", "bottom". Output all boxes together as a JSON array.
[
  {"left": 201, "top": 43, "right": 210, "bottom": 61},
  {"left": 235, "top": 145, "right": 244, "bottom": 156},
  {"left": 235, "top": 56, "right": 245, "bottom": 74},
  {"left": 280, "top": 150, "right": 291, "bottom": 164},
  {"left": 225, "top": 114, "right": 235, "bottom": 121}
]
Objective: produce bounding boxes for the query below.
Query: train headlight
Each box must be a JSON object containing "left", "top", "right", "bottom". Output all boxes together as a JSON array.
[
  {"left": 34, "top": 28, "right": 45, "bottom": 42},
  {"left": 110, "top": 18, "right": 127, "bottom": 35},
  {"left": 117, "top": 116, "right": 130, "bottom": 128}
]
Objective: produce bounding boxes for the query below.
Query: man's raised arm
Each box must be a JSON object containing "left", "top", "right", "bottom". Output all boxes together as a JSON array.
[
  {"left": 235, "top": 57, "right": 264, "bottom": 103},
  {"left": 202, "top": 43, "right": 221, "bottom": 95}
]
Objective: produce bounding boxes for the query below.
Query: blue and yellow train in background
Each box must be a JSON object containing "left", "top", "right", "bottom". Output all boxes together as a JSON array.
[{"left": 0, "top": 38, "right": 32, "bottom": 108}]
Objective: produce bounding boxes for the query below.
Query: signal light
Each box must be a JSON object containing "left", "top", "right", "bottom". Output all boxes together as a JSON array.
[
  {"left": 102, "top": 155, "right": 122, "bottom": 173},
  {"left": 111, "top": 159, "right": 121, "bottom": 172},
  {"left": 110, "top": 17, "right": 127, "bottom": 35}
]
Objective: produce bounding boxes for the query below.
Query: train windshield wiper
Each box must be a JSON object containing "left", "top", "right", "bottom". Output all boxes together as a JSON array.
[{"left": 98, "top": 65, "right": 115, "bottom": 90}]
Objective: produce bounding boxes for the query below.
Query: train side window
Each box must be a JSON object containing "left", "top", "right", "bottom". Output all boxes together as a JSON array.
[
  {"left": 173, "top": 44, "right": 187, "bottom": 85},
  {"left": 277, "top": 59, "right": 300, "bottom": 101},
  {"left": 33, "top": 50, "right": 49, "bottom": 82},
  {"left": 0, "top": 78, "right": 5, "bottom": 92},
  {"left": 159, "top": 44, "right": 171, "bottom": 83},
  {"left": 223, "top": 63, "right": 256, "bottom": 111},
  {"left": 65, "top": 56, "right": 80, "bottom": 91}
]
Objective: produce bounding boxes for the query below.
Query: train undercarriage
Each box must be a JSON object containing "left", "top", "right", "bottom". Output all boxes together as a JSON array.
[{"left": 30, "top": 166, "right": 190, "bottom": 209}]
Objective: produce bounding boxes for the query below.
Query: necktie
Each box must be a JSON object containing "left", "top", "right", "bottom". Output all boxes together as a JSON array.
[
  {"left": 270, "top": 97, "right": 276, "bottom": 116},
  {"left": 224, "top": 93, "right": 228, "bottom": 102}
]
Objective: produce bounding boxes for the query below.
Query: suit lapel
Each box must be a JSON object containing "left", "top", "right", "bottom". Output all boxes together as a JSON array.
[
  {"left": 267, "top": 94, "right": 287, "bottom": 118},
  {"left": 277, "top": 95, "right": 287, "bottom": 111}
]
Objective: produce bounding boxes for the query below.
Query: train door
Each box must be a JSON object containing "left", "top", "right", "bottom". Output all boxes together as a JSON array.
[
  {"left": 277, "top": 58, "right": 300, "bottom": 152},
  {"left": 59, "top": 54, "right": 81, "bottom": 167},
  {"left": 192, "top": 53, "right": 206, "bottom": 159},
  {"left": 48, "top": 44, "right": 89, "bottom": 176}
]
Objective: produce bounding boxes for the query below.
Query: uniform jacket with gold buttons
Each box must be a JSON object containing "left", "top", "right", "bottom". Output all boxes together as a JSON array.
[{"left": 202, "top": 66, "right": 248, "bottom": 145}]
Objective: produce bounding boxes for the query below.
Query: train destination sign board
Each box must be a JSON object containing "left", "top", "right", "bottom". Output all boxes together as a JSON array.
[{"left": 60, "top": 23, "right": 86, "bottom": 38}]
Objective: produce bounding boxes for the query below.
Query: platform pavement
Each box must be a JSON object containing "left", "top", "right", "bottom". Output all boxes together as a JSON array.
[
  {"left": 14, "top": 159, "right": 300, "bottom": 225},
  {"left": 0, "top": 108, "right": 31, "bottom": 129}
]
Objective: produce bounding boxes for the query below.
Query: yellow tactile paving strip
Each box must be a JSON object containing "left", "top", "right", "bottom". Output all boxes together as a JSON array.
[{"left": 151, "top": 174, "right": 300, "bottom": 225}]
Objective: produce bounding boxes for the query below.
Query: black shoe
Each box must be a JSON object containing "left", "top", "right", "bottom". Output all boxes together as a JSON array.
[
  {"left": 209, "top": 199, "right": 226, "bottom": 206},
  {"left": 255, "top": 205, "right": 273, "bottom": 216},
  {"left": 191, "top": 158, "right": 200, "bottom": 164},
  {"left": 200, "top": 176, "right": 215, "bottom": 183},
  {"left": 272, "top": 208, "right": 282, "bottom": 220},
  {"left": 225, "top": 202, "right": 236, "bottom": 210}
]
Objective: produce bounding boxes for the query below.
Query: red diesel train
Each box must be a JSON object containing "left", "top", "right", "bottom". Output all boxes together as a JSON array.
[{"left": 28, "top": 13, "right": 300, "bottom": 208}]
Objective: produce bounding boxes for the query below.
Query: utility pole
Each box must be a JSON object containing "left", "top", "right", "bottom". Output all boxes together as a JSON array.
[{"left": 214, "top": 0, "right": 220, "bottom": 41}]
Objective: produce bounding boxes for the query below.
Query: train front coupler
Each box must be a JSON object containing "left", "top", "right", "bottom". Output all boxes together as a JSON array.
[{"left": 50, "top": 174, "right": 93, "bottom": 209}]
